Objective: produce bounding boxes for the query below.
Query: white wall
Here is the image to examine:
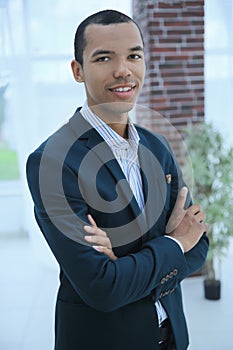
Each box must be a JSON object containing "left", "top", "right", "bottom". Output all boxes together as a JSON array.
[{"left": 205, "top": 0, "right": 233, "bottom": 147}]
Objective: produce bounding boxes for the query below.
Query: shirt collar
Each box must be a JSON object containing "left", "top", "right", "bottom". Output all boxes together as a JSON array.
[{"left": 80, "top": 101, "right": 140, "bottom": 151}]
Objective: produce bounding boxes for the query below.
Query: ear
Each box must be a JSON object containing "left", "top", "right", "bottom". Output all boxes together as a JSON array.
[{"left": 71, "top": 59, "right": 84, "bottom": 83}]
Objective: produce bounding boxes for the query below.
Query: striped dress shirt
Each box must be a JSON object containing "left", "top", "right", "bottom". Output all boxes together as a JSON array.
[{"left": 80, "top": 102, "right": 167, "bottom": 325}]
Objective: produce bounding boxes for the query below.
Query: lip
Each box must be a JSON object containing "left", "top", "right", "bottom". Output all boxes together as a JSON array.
[
  {"left": 109, "top": 83, "right": 136, "bottom": 91},
  {"left": 108, "top": 83, "right": 136, "bottom": 99}
]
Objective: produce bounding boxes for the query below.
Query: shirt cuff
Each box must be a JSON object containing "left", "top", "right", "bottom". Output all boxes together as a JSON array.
[{"left": 164, "top": 235, "right": 184, "bottom": 253}]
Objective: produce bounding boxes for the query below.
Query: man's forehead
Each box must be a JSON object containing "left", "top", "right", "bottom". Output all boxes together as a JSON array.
[
  {"left": 84, "top": 22, "right": 143, "bottom": 47},
  {"left": 84, "top": 22, "right": 143, "bottom": 50}
]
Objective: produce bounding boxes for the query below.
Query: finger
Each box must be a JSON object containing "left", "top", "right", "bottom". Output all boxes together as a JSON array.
[
  {"left": 203, "top": 223, "right": 210, "bottom": 234},
  {"left": 93, "top": 245, "right": 111, "bottom": 253},
  {"left": 87, "top": 214, "right": 97, "bottom": 227},
  {"left": 93, "top": 246, "right": 118, "bottom": 261},
  {"left": 84, "top": 235, "right": 111, "bottom": 248},
  {"left": 83, "top": 225, "right": 107, "bottom": 237},
  {"left": 188, "top": 204, "right": 201, "bottom": 215},
  {"left": 165, "top": 187, "right": 188, "bottom": 234},
  {"left": 175, "top": 187, "right": 188, "bottom": 211},
  {"left": 195, "top": 211, "right": 206, "bottom": 222}
]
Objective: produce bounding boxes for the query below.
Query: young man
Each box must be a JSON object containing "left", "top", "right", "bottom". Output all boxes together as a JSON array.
[{"left": 26, "top": 10, "right": 209, "bottom": 350}]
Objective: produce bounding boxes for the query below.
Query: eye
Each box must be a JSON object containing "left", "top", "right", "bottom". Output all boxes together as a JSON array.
[
  {"left": 128, "top": 54, "right": 142, "bottom": 60},
  {"left": 96, "top": 56, "right": 110, "bottom": 62}
]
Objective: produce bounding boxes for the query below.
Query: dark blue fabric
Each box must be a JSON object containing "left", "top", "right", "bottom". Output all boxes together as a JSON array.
[{"left": 26, "top": 111, "right": 209, "bottom": 350}]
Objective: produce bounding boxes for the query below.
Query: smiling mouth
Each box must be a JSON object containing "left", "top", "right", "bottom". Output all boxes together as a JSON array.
[{"left": 109, "top": 85, "right": 136, "bottom": 93}]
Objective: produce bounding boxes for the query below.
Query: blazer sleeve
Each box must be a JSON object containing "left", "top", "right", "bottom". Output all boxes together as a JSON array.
[
  {"left": 160, "top": 133, "right": 209, "bottom": 277},
  {"left": 26, "top": 150, "right": 198, "bottom": 312}
]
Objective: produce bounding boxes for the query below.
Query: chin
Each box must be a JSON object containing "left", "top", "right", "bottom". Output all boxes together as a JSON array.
[{"left": 100, "top": 101, "right": 135, "bottom": 115}]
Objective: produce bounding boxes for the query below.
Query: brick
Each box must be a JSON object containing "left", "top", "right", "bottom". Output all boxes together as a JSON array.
[
  {"left": 159, "top": 38, "right": 183, "bottom": 44},
  {"left": 151, "top": 89, "right": 165, "bottom": 96},
  {"left": 151, "top": 81, "right": 160, "bottom": 86},
  {"left": 170, "top": 96, "right": 194, "bottom": 103},
  {"left": 152, "top": 47, "right": 178, "bottom": 53},
  {"left": 159, "top": 63, "right": 184, "bottom": 69},
  {"left": 167, "top": 29, "right": 192, "bottom": 35},
  {"left": 160, "top": 70, "right": 186, "bottom": 77},
  {"left": 149, "top": 29, "right": 164, "bottom": 36},
  {"left": 165, "top": 55, "right": 190, "bottom": 61},
  {"left": 180, "top": 47, "right": 203, "bottom": 52},
  {"left": 190, "top": 20, "right": 204, "bottom": 26},
  {"left": 147, "top": 4, "right": 155, "bottom": 9},
  {"left": 158, "top": 1, "right": 183, "bottom": 9},
  {"left": 186, "top": 37, "right": 204, "bottom": 43},
  {"left": 148, "top": 20, "right": 161, "bottom": 27},
  {"left": 186, "top": 61, "right": 204, "bottom": 67},
  {"left": 151, "top": 105, "right": 177, "bottom": 112},
  {"left": 195, "top": 28, "right": 204, "bottom": 34},
  {"left": 182, "top": 10, "right": 204, "bottom": 18},
  {"left": 164, "top": 79, "right": 188, "bottom": 85},
  {"left": 150, "top": 55, "right": 162, "bottom": 62},
  {"left": 164, "top": 20, "right": 190, "bottom": 27},
  {"left": 185, "top": 1, "right": 204, "bottom": 6},
  {"left": 153, "top": 12, "right": 178, "bottom": 18},
  {"left": 151, "top": 97, "right": 167, "bottom": 104}
]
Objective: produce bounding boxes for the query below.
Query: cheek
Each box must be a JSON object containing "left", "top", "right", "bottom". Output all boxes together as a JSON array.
[
  {"left": 139, "top": 64, "right": 146, "bottom": 80},
  {"left": 84, "top": 71, "right": 105, "bottom": 90}
]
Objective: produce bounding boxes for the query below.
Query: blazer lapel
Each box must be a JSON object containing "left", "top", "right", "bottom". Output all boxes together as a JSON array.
[
  {"left": 69, "top": 111, "right": 147, "bottom": 236},
  {"left": 138, "top": 132, "right": 167, "bottom": 235}
]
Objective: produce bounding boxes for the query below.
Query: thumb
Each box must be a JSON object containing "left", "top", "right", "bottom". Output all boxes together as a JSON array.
[{"left": 165, "top": 187, "right": 188, "bottom": 234}]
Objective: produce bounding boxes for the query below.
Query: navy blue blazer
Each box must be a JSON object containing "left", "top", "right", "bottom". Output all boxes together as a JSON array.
[{"left": 26, "top": 110, "right": 209, "bottom": 350}]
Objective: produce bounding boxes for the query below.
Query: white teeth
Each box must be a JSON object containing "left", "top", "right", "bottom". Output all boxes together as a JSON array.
[{"left": 114, "top": 87, "right": 132, "bottom": 92}]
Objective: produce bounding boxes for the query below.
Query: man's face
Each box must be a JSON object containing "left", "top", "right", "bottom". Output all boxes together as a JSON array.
[{"left": 72, "top": 22, "right": 145, "bottom": 120}]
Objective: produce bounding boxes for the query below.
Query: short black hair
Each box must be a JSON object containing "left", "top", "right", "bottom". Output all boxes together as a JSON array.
[{"left": 74, "top": 9, "right": 144, "bottom": 66}]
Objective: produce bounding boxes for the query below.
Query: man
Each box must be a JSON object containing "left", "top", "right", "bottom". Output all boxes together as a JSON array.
[{"left": 26, "top": 10, "right": 209, "bottom": 350}]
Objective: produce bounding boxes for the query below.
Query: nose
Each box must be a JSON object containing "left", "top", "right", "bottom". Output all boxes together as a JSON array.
[{"left": 113, "top": 59, "right": 132, "bottom": 79}]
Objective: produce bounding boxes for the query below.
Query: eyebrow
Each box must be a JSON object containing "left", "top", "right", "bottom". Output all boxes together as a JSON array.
[
  {"left": 91, "top": 50, "right": 115, "bottom": 58},
  {"left": 91, "top": 46, "right": 144, "bottom": 58},
  {"left": 129, "top": 45, "right": 144, "bottom": 52}
]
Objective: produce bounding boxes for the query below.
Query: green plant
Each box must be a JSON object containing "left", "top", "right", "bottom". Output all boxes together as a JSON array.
[
  {"left": 183, "top": 122, "right": 233, "bottom": 280},
  {"left": 0, "top": 84, "right": 7, "bottom": 135},
  {"left": 0, "top": 144, "right": 20, "bottom": 180}
]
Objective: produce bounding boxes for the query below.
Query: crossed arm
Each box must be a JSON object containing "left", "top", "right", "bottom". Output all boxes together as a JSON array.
[
  {"left": 84, "top": 187, "right": 209, "bottom": 259},
  {"left": 27, "top": 150, "right": 209, "bottom": 312}
]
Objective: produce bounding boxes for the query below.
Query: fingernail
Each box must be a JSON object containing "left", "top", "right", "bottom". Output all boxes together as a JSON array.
[
  {"left": 181, "top": 187, "right": 188, "bottom": 193},
  {"left": 84, "top": 235, "right": 92, "bottom": 241}
]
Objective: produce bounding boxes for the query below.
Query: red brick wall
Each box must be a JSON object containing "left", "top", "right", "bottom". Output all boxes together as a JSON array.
[{"left": 132, "top": 0, "right": 205, "bottom": 161}]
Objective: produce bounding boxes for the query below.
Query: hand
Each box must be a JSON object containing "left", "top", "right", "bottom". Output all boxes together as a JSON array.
[
  {"left": 165, "top": 187, "right": 209, "bottom": 253},
  {"left": 84, "top": 215, "right": 118, "bottom": 261}
]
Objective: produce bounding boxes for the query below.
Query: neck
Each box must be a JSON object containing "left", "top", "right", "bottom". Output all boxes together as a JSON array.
[
  {"left": 89, "top": 105, "right": 129, "bottom": 138},
  {"left": 108, "top": 123, "right": 128, "bottom": 138}
]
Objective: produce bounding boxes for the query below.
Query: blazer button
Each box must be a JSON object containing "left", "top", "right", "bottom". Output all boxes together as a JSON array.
[{"left": 173, "top": 269, "right": 178, "bottom": 275}]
